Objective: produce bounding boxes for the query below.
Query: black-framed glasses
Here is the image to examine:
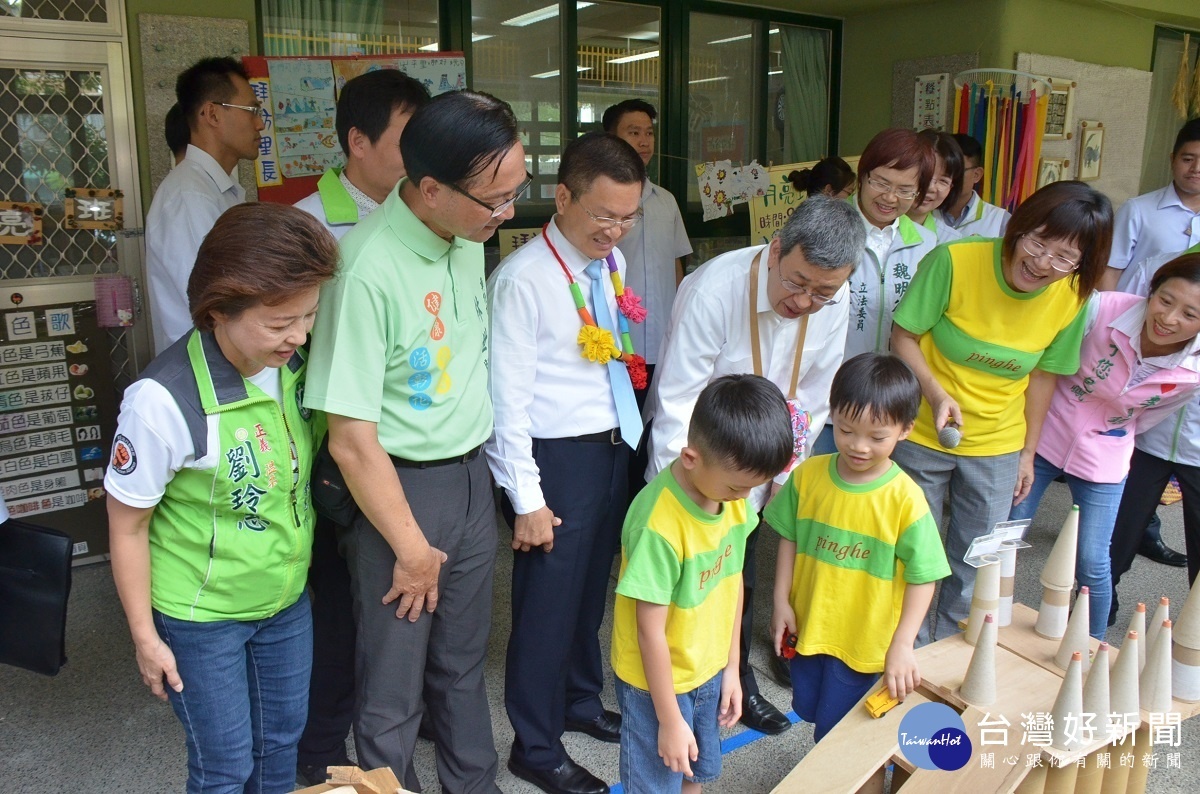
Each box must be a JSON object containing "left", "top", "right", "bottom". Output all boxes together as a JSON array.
[
  {"left": 448, "top": 172, "right": 532, "bottom": 218},
  {"left": 218, "top": 102, "right": 267, "bottom": 122},
  {"left": 1019, "top": 234, "right": 1080, "bottom": 272}
]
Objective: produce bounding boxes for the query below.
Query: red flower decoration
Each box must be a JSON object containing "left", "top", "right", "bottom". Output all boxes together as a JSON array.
[
  {"left": 616, "top": 289, "right": 648, "bottom": 324},
  {"left": 626, "top": 354, "right": 648, "bottom": 390}
]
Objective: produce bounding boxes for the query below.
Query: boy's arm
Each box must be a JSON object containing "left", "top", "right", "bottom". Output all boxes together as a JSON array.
[
  {"left": 719, "top": 577, "right": 745, "bottom": 728},
  {"left": 771, "top": 538, "right": 799, "bottom": 656},
  {"left": 636, "top": 600, "right": 697, "bottom": 777},
  {"left": 883, "top": 581, "right": 935, "bottom": 700}
]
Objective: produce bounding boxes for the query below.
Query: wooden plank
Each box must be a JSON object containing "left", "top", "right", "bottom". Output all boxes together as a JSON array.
[
  {"left": 900, "top": 706, "right": 1032, "bottom": 793},
  {"left": 997, "top": 604, "right": 1102, "bottom": 679},
  {"left": 771, "top": 691, "right": 931, "bottom": 793}
]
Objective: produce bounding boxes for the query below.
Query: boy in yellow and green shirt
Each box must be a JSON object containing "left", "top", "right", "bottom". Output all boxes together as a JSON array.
[{"left": 611, "top": 374, "right": 794, "bottom": 793}]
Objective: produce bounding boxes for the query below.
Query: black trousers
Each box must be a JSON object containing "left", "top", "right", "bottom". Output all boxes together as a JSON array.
[
  {"left": 739, "top": 519, "right": 764, "bottom": 697},
  {"left": 1110, "top": 448, "right": 1200, "bottom": 594},
  {"left": 504, "top": 436, "right": 629, "bottom": 770},
  {"left": 297, "top": 515, "right": 355, "bottom": 767}
]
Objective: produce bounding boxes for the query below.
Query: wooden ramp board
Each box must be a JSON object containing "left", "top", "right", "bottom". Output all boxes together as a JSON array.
[
  {"left": 997, "top": 604, "right": 1103, "bottom": 679},
  {"left": 900, "top": 706, "right": 1033, "bottom": 793},
  {"left": 770, "top": 691, "right": 931, "bottom": 793}
]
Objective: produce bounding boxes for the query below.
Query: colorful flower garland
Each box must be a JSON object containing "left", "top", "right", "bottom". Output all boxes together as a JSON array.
[{"left": 542, "top": 223, "right": 649, "bottom": 389}]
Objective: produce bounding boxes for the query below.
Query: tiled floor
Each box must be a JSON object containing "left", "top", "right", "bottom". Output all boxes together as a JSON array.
[{"left": 1, "top": 479, "right": 1196, "bottom": 792}]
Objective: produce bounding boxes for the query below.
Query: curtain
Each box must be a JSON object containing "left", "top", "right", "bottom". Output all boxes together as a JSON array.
[
  {"left": 780, "top": 26, "right": 829, "bottom": 163},
  {"left": 1140, "top": 31, "right": 1198, "bottom": 194},
  {"left": 262, "top": 0, "right": 385, "bottom": 56}
]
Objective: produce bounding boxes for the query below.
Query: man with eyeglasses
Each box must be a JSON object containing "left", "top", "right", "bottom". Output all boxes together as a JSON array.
[
  {"left": 644, "top": 196, "right": 866, "bottom": 737},
  {"left": 145, "top": 57, "right": 264, "bottom": 354},
  {"left": 304, "top": 91, "right": 525, "bottom": 794},
  {"left": 484, "top": 131, "right": 645, "bottom": 794},
  {"left": 936, "top": 134, "right": 1011, "bottom": 239}
]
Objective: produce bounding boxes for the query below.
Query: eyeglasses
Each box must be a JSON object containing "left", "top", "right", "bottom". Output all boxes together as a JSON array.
[
  {"left": 218, "top": 102, "right": 267, "bottom": 122},
  {"left": 864, "top": 175, "right": 920, "bottom": 201},
  {"left": 777, "top": 271, "right": 840, "bottom": 306},
  {"left": 448, "top": 173, "right": 532, "bottom": 218},
  {"left": 1019, "top": 235, "right": 1080, "bottom": 272},
  {"left": 578, "top": 201, "right": 643, "bottom": 231}
]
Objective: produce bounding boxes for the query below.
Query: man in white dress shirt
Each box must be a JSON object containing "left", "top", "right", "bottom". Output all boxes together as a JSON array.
[
  {"left": 937, "top": 133, "right": 1011, "bottom": 238},
  {"left": 1100, "top": 118, "right": 1200, "bottom": 292},
  {"left": 145, "top": 57, "right": 264, "bottom": 354},
  {"left": 294, "top": 69, "right": 429, "bottom": 240},
  {"left": 644, "top": 196, "right": 865, "bottom": 736},
  {"left": 486, "top": 132, "right": 645, "bottom": 794}
]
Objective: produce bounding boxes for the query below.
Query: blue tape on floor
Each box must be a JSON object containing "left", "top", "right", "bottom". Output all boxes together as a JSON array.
[{"left": 608, "top": 711, "right": 801, "bottom": 793}]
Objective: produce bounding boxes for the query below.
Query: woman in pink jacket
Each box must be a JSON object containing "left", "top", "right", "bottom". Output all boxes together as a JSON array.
[{"left": 1010, "top": 253, "right": 1200, "bottom": 637}]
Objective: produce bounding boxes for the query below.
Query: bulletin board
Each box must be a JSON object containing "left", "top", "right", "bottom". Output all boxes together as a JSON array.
[
  {"left": 748, "top": 157, "right": 861, "bottom": 245},
  {"left": 241, "top": 53, "right": 466, "bottom": 205}
]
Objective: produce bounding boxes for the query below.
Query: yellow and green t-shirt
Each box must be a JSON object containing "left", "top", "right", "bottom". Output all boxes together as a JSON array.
[
  {"left": 764, "top": 455, "right": 950, "bottom": 674},
  {"left": 611, "top": 465, "right": 756, "bottom": 693},
  {"left": 893, "top": 238, "right": 1088, "bottom": 455}
]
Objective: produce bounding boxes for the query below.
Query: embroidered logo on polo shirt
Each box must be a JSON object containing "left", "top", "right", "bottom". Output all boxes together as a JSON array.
[{"left": 111, "top": 434, "right": 136, "bottom": 475}]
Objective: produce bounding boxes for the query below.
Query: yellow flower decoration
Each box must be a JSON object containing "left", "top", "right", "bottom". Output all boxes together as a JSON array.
[{"left": 578, "top": 326, "right": 618, "bottom": 363}]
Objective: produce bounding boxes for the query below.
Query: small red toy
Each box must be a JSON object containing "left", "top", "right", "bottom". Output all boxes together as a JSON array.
[{"left": 780, "top": 633, "right": 798, "bottom": 659}]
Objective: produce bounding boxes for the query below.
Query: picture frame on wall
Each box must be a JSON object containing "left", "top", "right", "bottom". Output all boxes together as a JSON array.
[
  {"left": 1078, "top": 121, "right": 1104, "bottom": 180},
  {"left": 1042, "top": 77, "right": 1076, "bottom": 141},
  {"left": 1037, "top": 158, "right": 1069, "bottom": 188}
]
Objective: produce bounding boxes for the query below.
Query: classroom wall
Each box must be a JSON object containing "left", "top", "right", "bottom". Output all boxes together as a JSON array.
[{"left": 124, "top": 0, "right": 259, "bottom": 206}]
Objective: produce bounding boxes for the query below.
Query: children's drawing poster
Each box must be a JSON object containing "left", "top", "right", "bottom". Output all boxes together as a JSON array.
[
  {"left": 266, "top": 59, "right": 342, "bottom": 178},
  {"left": 332, "top": 57, "right": 465, "bottom": 97}
]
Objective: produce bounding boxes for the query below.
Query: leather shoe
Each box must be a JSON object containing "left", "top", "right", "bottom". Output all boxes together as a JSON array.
[
  {"left": 1138, "top": 537, "right": 1188, "bottom": 567},
  {"left": 508, "top": 753, "right": 608, "bottom": 794},
  {"left": 769, "top": 653, "right": 793, "bottom": 689},
  {"left": 740, "top": 693, "right": 792, "bottom": 735},
  {"left": 564, "top": 709, "right": 621, "bottom": 743}
]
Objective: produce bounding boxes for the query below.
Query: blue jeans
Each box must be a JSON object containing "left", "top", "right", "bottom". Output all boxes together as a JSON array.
[
  {"left": 616, "top": 672, "right": 723, "bottom": 789},
  {"left": 155, "top": 597, "right": 313, "bottom": 794},
  {"left": 789, "top": 652, "right": 878, "bottom": 742},
  {"left": 1008, "top": 454, "right": 1126, "bottom": 639}
]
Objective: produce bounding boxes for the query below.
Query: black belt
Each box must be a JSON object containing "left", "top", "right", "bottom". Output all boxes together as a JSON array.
[
  {"left": 390, "top": 444, "right": 482, "bottom": 469},
  {"left": 567, "top": 428, "right": 622, "bottom": 445}
]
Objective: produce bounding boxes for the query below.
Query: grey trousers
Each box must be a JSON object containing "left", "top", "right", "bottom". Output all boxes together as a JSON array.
[
  {"left": 891, "top": 440, "right": 1020, "bottom": 644},
  {"left": 342, "top": 453, "right": 500, "bottom": 794}
]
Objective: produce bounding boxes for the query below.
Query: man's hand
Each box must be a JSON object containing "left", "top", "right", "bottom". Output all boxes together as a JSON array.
[
  {"left": 383, "top": 543, "right": 448, "bottom": 621},
  {"left": 513, "top": 505, "right": 560, "bottom": 552}
]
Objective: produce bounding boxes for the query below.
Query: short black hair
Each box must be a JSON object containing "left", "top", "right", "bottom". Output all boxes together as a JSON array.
[
  {"left": 1173, "top": 117, "right": 1200, "bottom": 156},
  {"left": 602, "top": 99, "right": 657, "bottom": 133},
  {"left": 688, "top": 374, "right": 794, "bottom": 479},
  {"left": 176, "top": 57, "right": 249, "bottom": 130},
  {"left": 164, "top": 102, "right": 189, "bottom": 158},
  {"left": 829, "top": 353, "right": 921, "bottom": 428},
  {"left": 558, "top": 131, "right": 645, "bottom": 196},
  {"left": 401, "top": 90, "right": 520, "bottom": 187},
  {"left": 336, "top": 69, "right": 431, "bottom": 156},
  {"left": 919, "top": 129, "right": 966, "bottom": 210},
  {"left": 787, "top": 157, "right": 855, "bottom": 196},
  {"left": 952, "top": 133, "right": 983, "bottom": 165}
]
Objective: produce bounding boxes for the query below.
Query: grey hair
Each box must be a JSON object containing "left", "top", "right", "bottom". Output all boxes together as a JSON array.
[{"left": 777, "top": 195, "right": 865, "bottom": 269}]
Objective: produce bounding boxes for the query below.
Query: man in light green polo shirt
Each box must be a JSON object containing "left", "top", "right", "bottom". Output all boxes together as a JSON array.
[{"left": 305, "top": 90, "right": 529, "bottom": 793}]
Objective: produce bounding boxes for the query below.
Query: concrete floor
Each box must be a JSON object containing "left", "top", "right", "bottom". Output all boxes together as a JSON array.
[{"left": 0, "top": 479, "right": 1196, "bottom": 792}]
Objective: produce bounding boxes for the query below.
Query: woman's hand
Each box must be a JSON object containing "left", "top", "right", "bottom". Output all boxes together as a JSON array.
[
  {"left": 134, "top": 636, "right": 183, "bottom": 701},
  {"left": 1013, "top": 449, "right": 1036, "bottom": 506},
  {"left": 931, "top": 393, "right": 963, "bottom": 434}
]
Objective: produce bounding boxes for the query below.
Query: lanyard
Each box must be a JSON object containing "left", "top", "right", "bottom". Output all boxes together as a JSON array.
[{"left": 748, "top": 248, "right": 808, "bottom": 400}]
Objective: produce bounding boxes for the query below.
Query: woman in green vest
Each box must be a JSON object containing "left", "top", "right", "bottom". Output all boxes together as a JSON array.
[{"left": 106, "top": 202, "right": 339, "bottom": 794}]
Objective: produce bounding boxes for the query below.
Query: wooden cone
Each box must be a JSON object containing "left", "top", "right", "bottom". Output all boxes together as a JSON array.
[
  {"left": 965, "top": 556, "right": 1001, "bottom": 645},
  {"left": 1145, "top": 596, "right": 1169, "bottom": 652},
  {"left": 1055, "top": 586, "right": 1092, "bottom": 672},
  {"left": 1173, "top": 640, "right": 1200, "bottom": 702},
  {"left": 1110, "top": 631, "right": 1141, "bottom": 725},
  {"left": 1083, "top": 642, "right": 1110, "bottom": 732},
  {"left": 998, "top": 541, "right": 1019, "bottom": 626},
  {"left": 1175, "top": 574, "right": 1200, "bottom": 650},
  {"left": 1035, "top": 584, "right": 1071, "bottom": 639},
  {"left": 1041, "top": 505, "right": 1079, "bottom": 591},
  {"left": 1140, "top": 619, "right": 1174, "bottom": 714},
  {"left": 960, "top": 613, "right": 997, "bottom": 705},
  {"left": 1050, "top": 651, "right": 1084, "bottom": 751},
  {"left": 1127, "top": 602, "right": 1146, "bottom": 672}
]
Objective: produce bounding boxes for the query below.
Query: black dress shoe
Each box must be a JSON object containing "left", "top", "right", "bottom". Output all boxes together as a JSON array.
[
  {"left": 508, "top": 753, "right": 609, "bottom": 794},
  {"left": 740, "top": 693, "right": 792, "bottom": 735},
  {"left": 1138, "top": 537, "right": 1188, "bottom": 567},
  {"left": 296, "top": 754, "right": 351, "bottom": 787},
  {"left": 564, "top": 709, "right": 621, "bottom": 743}
]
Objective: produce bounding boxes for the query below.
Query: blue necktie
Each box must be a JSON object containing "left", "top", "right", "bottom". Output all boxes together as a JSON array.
[{"left": 586, "top": 259, "right": 643, "bottom": 450}]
